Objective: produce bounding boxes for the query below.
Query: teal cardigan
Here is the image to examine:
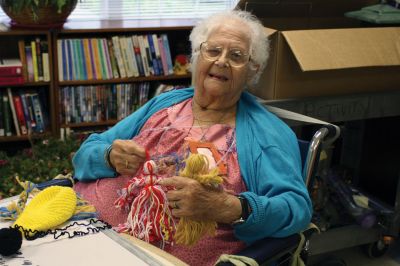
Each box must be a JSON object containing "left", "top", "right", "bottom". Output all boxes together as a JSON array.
[{"left": 73, "top": 88, "right": 312, "bottom": 244}]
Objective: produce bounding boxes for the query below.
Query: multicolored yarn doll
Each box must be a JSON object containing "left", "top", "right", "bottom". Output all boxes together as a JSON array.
[
  {"left": 174, "top": 153, "right": 223, "bottom": 246},
  {"left": 115, "top": 160, "right": 175, "bottom": 249}
]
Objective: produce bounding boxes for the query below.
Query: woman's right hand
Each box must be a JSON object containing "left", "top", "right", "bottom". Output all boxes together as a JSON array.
[{"left": 109, "top": 139, "right": 146, "bottom": 175}]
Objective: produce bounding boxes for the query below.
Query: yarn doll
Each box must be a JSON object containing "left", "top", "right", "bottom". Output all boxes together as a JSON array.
[
  {"left": 114, "top": 160, "right": 175, "bottom": 249},
  {"left": 174, "top": 153, "right": 223, "bottom": 246}
]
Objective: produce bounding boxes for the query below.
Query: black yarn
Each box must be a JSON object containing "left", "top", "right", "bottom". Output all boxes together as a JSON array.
[
  {"left": 14, "top": 219, "right": 112, "bottom": 240},
  {"left": 0, "top": 227, "right": 23, "bottom": 256},
  {"left": 0, "top": 219, "right": 111, "bottom": 256}
]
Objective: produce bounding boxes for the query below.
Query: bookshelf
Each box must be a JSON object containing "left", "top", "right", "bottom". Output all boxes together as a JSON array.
[
  {"left": 0, "top": 19, "right": 195, "bottom": 151},
  {"left": 0, "top": 30, "right": 56, "bottom": 144},
  {"left": 52, "top": 19, "right": 194, "bottom": 135}
]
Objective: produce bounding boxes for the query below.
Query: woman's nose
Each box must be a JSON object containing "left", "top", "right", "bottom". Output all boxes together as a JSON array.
[{"left": 214, "top": 51, "right": 229, "bottom": 67}]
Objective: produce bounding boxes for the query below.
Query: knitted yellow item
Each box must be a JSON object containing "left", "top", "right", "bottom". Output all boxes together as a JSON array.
[
  {"left": 174, "top": 153, "right": 223, "bottom": 246},
  {"left": 14, "top": 186, "right": 77, "bottom": 233}
]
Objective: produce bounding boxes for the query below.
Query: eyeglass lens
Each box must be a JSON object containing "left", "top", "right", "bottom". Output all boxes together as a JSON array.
[{"left": 201, "top": 43, "right": 249, "bottom": 67}]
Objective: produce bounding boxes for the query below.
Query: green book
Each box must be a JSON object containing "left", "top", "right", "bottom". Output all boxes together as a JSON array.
[
  {"left": 0, "top": 90, "right": 4, "bottom": 136},
  {"left": 2, "top": 90, "right": 12, "bottom": 136}
]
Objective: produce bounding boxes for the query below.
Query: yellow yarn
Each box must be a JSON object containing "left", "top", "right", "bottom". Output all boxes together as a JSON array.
[
  {"left": 175, "top": 153, "right": 223, "bottom": 246},
  {"left": 14, "top": 186, "right": 77, "bottom": 233}
]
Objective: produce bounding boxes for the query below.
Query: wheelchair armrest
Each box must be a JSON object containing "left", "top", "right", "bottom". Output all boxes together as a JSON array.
[{"left": 216, "top": 234, "right": 301, "bottom": 266}]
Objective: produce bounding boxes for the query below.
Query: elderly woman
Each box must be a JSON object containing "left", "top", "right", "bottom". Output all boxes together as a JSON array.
[{"left": 73, "top": 10, "right": 312, "bottom": 266}]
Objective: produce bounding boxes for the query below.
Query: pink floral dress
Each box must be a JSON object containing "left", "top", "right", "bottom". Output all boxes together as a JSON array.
[{"left": 74, "top": 98, "right": 247, "bottom": 266}]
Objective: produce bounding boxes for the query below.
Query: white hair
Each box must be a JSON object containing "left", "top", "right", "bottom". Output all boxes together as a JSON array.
[{"left": 189, "top": 10, "right": 270, "bottom": 85}]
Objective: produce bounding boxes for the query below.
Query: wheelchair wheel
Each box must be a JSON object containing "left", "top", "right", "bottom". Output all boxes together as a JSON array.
[{"left": 364, "top": 240, "right": 389, "bottom": 258}]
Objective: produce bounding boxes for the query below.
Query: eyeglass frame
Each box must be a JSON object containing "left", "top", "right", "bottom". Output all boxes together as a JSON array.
[{"left": 199, "top": 42, "right": 252, "bottom": 68}]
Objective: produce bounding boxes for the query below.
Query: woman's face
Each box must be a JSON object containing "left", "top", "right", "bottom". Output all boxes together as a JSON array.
[{"left": 194, "top": 20, "right": 253, "bottom": 109}]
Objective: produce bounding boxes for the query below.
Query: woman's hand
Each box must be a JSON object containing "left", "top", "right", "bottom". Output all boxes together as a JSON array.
[
  {"left": 109, "top": 139, "right": 146, "bottom": 175},
  {"left": 159, "top": 176, "right": 242, "bottom": 223}
]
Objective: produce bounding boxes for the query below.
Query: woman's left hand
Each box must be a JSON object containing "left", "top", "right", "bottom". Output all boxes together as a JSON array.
[{"left": 158, "top": 176, "right": 242, "bottom": 223}]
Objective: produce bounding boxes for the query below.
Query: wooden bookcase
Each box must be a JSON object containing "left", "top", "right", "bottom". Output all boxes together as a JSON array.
[
  {"left": 0, "top": 19, "right": 195, "bottom": 151},
  {"left": 52, "top": 19, "right": 194, "bottom": 135},
  {"left": 0, "top": 30, "right": 56, "bottom": 144}
]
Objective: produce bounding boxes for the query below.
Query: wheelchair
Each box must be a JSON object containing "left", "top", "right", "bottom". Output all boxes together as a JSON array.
[{"left": 217, "top": 111, "right": 341, "bottom": 266}]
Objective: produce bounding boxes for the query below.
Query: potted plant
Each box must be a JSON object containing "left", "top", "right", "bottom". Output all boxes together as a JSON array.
[{"left": 0, "top": 0, "right": 79, "bottom": 28}]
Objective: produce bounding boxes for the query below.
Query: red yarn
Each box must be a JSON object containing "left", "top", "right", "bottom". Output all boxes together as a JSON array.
[{"left": 115, "top": 160, "right": 175, "bottom": 249}]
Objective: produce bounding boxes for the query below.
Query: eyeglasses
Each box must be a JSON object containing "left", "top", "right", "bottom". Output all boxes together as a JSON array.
[{"left": 200, "top": 42, "right": 251, "bottom": 68}]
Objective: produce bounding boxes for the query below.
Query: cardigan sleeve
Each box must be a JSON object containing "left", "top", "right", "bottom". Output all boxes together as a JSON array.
[
  {"left": 233, "top": 146, "right": 312, "bottom": 244},
  {"left": 72, "top": 111, "right": 143, "bottom": 181}
]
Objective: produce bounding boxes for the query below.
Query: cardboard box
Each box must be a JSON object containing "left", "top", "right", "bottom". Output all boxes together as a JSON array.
[
  {"left": 237, "top": 0, "right": 378, "bottom": 30},
  {"left": 250, "top": 27, "right": 400, "bottom": 100}
]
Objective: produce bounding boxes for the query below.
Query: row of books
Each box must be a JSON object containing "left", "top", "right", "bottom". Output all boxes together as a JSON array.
[
  {"left": 0, "top": 88, "right": 48, "bottom": 137},
  {"left": 19, "top": 38, "right": 51, "bottom": 83},
  {"left": 57, "top": 34, "right": 174, "bottom": 81},
  {"left": 59, "top": 83, "right": 150, "bottom": 124}
]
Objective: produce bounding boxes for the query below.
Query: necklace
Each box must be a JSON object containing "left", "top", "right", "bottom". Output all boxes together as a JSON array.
[{"left": 191, "top": 102, "right": 233, "bottom": 142}]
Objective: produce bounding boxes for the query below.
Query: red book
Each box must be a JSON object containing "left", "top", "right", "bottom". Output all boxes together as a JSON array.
[
  {"left": 0, "top": 76, "right": 25, "bottom": 86},
  {"left": 0, "top": 59, "right": 23, "bottom": 77},
  {"left": 12, "top": 94, "right": 28, "bottom": 135}
]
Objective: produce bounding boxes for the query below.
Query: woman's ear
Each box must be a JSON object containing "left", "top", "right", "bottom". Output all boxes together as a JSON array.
[{"left": 247, "top": 62, "right": 260, "bottom": 84}]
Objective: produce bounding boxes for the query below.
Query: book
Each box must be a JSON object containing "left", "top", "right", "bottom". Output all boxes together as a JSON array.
[
  {"left": 131, "top": 35, "right": 145, "bottom": 77},
  {"left": 7, "top": 88, "right": 21, "bottom": 136},
  {"left": 137, "top": 35, "right": 150, "bottom": 77},
  {"left": 152, "top": 34, "right": 164, "bottom": 76},
  {"left": 88, "top": 39, "right": 98, "bottom": 80},
  {"left": 83, "top": 38, "right": 94, "bottom": 80},
  {"left": 78, "top": 39, "right": 88, "bottom": 80},
  {"left": 30, "top": 92, "right": 45, "bottom": 133},
  {"left": 19, "top": 90, "right": 37, "bottom": 132},
  {"left": 12, "top": 93, "right": 28, "bottom": 135},
  {"left": 18, "top": 40, "right": 28, "bottom": 81},
  {"left": 147, "top": 34, "right": 159, "bottom": 76},
  {"left": 31, "top": 40, "right": 39, "bottom": 82},
  {"left": 142, "top": 35, "right": 155, "bottom": 76},
  {"left": 97, "top": 38, "right": 109, "bottom": 79},
  {"left": 161, "top": 34, "right": 174, "bottom": 75},
  {"left": 41, "top": 41, "right": 50, "bottom": 82},
  {"left": 107, "top": 38, "right": 120, "bottom": 79},
  {"left": 25, "top": 44, "right": 35, "bottom": 82},
  {"left": 92, "top": 38, "right": 103, "bottom": 80},
  {"left": 0, "top": 90, "right": 4, "bottom": 136},
  {"left": 0, "top": 59, "right": 23, "bottom": 77},
  {"left": 111, "top": 36, "right": 127, "bottom": 78},
  {"left": 101, "top": 38, "right": 113, "bottom": 79},
  {"left": 35, "top": 38, "right": 44, "bottom": 81},
  {"left": 158, "top": 37, "right": 169, "bottom": 76},
  {"left": 125, "top": 36, "right": 139, "bottom": 77},
  {"left": 0, "top": 76, "right": 25, "bottom": 86},
  {"left": 119, "top": 36, "right": 134, "bottom": 77},
  {"left": 2, "top": 91, "right": 12, "bottom": 136},
  {"left": 58, "top": 39, "right": 65, "bottom": 81},
  {"left": 66, "top": 39, "right": 74, "bottom": 80}
]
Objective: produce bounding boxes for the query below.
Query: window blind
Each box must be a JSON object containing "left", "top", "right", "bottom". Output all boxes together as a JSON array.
[{"left": 0, "top": 0, "right": 239, "bottom": 21}]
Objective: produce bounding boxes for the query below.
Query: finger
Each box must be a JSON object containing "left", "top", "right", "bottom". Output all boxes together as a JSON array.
[
  {"left": 165, "top": 190, "right": 182, "bottom": 201},
  {"left": 168, "top": 199, "right": 182, "bottom": 209},
  {"left": 124, "top": 140, "right": 146, "bottom": 158}
]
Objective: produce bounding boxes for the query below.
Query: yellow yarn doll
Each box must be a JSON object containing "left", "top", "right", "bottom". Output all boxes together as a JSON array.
[{"left": 174, "top": 153, "right": 223, "bottom": 246}]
